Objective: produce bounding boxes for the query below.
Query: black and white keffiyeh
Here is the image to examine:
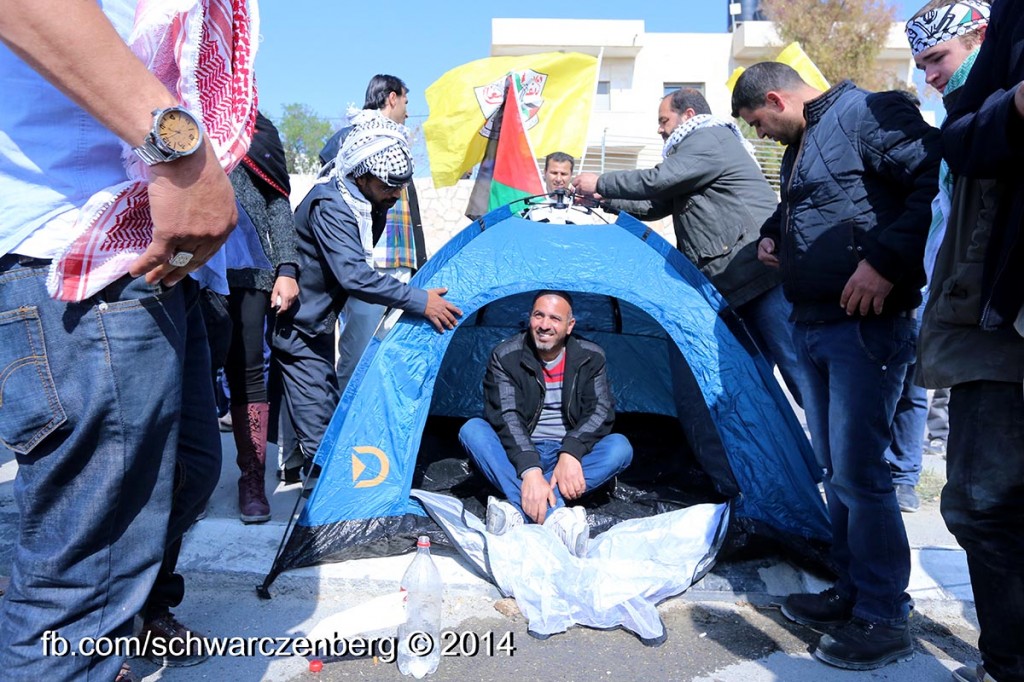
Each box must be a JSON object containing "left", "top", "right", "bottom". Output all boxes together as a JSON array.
[
  {"left": 905, "top": 0, "right": 989, "bottom": 56},
  {"left": 662, "top": 114, "right": 756, "bottom": 160},
  {"left": 336, "top": 109, "right": 413, "bottom": 186},
  {"left": 321, "top": 110, "right": 414, "bottom": 265}
]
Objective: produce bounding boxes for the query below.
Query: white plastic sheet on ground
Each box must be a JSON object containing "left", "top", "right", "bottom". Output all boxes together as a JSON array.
[{"left": 412, "top": 490, "right": 730, "bottom": 643}]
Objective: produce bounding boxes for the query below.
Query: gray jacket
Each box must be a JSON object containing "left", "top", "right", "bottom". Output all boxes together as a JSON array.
[
  {"left": 917, "top": 171, "right": 1024, "bottom": 388},
  {"left": 598, "top": 125, "right": 780, "bottom": 308}
]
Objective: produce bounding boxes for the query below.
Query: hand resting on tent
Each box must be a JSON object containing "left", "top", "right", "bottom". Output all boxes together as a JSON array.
[
  {"left": 551, "top": 452, "right": 586, "bottom": 500},
  {"left": 423, "top": 287, "right": 462, "bottom": 332}
]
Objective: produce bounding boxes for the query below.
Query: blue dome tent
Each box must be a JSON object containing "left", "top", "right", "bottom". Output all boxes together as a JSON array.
[{"left": 261, "top": 205, "right": 830, "bottom": 592}]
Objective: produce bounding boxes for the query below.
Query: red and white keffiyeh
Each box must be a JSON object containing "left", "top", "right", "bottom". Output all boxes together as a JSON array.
[{"left": 47, "top": 0, "right": 258, "bottom": 301}]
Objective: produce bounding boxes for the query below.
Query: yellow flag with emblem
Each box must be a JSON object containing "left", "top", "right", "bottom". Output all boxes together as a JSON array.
[
  {"left": 726, "top": 42, "right": 830, "bottom": 94},
  {"left": 425, "top": 52, "right": 598, "bottom": 188}
]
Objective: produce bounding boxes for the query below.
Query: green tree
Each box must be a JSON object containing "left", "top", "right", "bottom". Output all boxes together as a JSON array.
[
  {"left": 276, "top": 103, "right": 332, "bottom": 174},
  {"left": 760, "top": 0, "right": 901, "bottom": 91}
]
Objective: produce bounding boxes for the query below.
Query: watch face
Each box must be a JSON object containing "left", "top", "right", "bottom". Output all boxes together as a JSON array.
[{"left": 157, "top": 109, "right": 201, "bottom": 153}]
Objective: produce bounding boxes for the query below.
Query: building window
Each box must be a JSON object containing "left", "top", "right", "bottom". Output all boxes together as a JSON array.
[
  {"left": 664, "top": 82, "right": 705, "bottom": 96},
  {"left": 595, "top": 80, "right": 611, "bottom": 111}
]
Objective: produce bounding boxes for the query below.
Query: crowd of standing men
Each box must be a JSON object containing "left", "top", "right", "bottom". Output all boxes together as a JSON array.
[{"left": 0, "top": 0, "right": 1022, "bottom": 680}]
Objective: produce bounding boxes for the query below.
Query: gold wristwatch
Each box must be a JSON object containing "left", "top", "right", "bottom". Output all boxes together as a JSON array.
[{"left": 132, "top": 106, "right": 204, "bottom": 165}]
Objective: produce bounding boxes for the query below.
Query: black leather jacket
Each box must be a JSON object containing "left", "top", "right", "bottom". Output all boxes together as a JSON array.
[{"left": 483, "top": 332, "right": 615, "bottom": 476}]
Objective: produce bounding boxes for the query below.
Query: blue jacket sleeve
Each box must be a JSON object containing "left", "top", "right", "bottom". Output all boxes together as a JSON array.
[{"left": 310, "top": 198, "right": 428, "bottom": 314}]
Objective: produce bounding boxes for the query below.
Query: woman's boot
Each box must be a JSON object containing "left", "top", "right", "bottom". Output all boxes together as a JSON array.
[{"left": 232, "top": 402, "right": 271, "bottom": 523}]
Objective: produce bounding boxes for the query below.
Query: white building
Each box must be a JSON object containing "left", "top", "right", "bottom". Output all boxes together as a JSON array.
[{"left": 491, "top": 17, "right": 916, "bottom": 176}]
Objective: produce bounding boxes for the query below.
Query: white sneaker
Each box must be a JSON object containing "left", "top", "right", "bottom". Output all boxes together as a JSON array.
[
  {"left": 485, "top": 496, "right": 525, "bottom": 535},
  {"left": 544, "top": 506, "right": 590, "bottom": 557}
]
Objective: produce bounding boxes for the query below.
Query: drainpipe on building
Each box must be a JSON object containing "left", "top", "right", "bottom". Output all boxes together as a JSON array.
[{"left": 600, "top": 127, "right": 608, "bottom": 174}]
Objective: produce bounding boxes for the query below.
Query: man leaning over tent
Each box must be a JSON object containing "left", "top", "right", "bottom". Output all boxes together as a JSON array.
[
  {"left": 458, "top": 291, "right": 633, "bottom": 557},
  {"left": 273, "top": 113, "right": 461, "bottom": 472},
  {"left": 573, "top": 88, "right": 805, "bottom": 405}
]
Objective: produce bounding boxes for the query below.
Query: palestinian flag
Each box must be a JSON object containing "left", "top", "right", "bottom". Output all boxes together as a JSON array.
[{"left": 466, "top": 76, "right": 544, "bottom": 219}]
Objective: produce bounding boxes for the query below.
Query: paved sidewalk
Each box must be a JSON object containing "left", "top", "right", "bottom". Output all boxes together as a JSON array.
[{"left": 0, "top": 429, "right": 977, "bottom": 681}]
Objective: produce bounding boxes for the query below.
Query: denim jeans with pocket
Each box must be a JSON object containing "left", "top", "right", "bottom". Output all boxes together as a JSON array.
[
  {"left": 792, "top": 315, "right": 915, "bottom": 625},
  {"left": 0, "top": 256, "right": 216, "bottom": 679}
]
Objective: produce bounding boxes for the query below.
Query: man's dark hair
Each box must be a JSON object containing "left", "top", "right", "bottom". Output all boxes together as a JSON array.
[
  {"left": 532, "top": 290, "right": 574, "bottom": 315},
  {"left": 666, "top": 88, "right": 712, "bottom": 116},
  {"left": 363, "top": 74, "right": 408, "bottom": 110},
  {"left": 731, "top": 62, "right": 808, "bottom": 118},
  {"left": 544, "top": 151, "right": 575, "bottom": 172}
]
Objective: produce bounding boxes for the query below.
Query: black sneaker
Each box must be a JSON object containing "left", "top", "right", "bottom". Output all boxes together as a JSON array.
[
  {"left": 895, "top": 484, "right": 920, "bottom": 513},
  {"left": 814, "top": 617, "right": 914, "bottom": 670},
  {"left": 781, "top": 587, "right": 853, "bottom": 629}
]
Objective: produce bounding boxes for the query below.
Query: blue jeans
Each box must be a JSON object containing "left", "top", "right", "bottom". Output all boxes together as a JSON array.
[
  {"left": 884, "top": 364, "right": 927, "bottom": 487},
  {"left": 792, "top": 316, "right": 915, "bottom": 625},
  {"left": 884, "top": 308, "right": 925, "bottom": 487},
  {"left": 737, "top": 284, "right": 805, "bottom": 407},
  {"left": 458, "top": 417, "right": 633, "bottom": 521},
  {"left": 0, "top": 257, "right": 218, "bottom": 679},
  {"left": 942, "top": 381, "right": 1024, "bottom": 680}
]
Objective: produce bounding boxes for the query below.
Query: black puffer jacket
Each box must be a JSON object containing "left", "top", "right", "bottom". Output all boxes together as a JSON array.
[
  {"left": 761, "top": 81, "right": 941, "bottom": 322},
  {"left": 483, "top": 332, "right": 615, "bottom": 476}
]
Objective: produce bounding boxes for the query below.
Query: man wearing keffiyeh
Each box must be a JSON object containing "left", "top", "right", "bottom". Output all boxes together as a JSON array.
[
  {"left": 0, "top": 1, "right": 253, "bottom": 680},
  {"left": 317, "top": 75, "right": 429, "bottom": 395},
  {"left": 913, "top": 2, "right": 1024, "bottom": 681},
  {"left": 573, "top": 89, "right": 805, "bottom": 407},
  {"left": 272, "top": 114, "right": 461, "bottom": 473}
]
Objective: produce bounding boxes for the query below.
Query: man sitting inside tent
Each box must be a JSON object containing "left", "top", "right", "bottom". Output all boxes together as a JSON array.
[{"left": 458, "top": 291, "right": 633, "bottom": 556}]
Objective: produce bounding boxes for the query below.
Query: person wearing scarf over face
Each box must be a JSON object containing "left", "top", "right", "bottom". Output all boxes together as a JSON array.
[
  {"left": 912, "top": 2, "right": 1024, "bottom": 681},
  {"left": 272, "top": 112, "right": 462, "bottom": 474},
  {"left": 884, "top": 0, "right": 991, "bottom": 517}
]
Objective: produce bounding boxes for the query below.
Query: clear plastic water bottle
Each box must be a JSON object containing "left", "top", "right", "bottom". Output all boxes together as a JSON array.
[{"left": 397, "top": 535, "right": 442, "bottom": 678}]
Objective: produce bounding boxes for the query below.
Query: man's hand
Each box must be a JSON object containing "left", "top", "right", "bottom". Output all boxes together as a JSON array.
[
  {"left": 840, "top": 260, "right": 894, "bottom": 316},
  {"left": 423, "top": 287, "right": 462, "bottom": 333},
  {"left": 271, "top": 275, "right": 299, "bottom": 313},
  {"left": 1015, "top": 81, "right": 1024, "bottom": 119},
  {"left": 521, "top": 469, "right": 556, "bottom": 524},
  {"left": 757, "top": 237, "right": 780, "bottom": 268},
  {"left": 572, "top": 173, "right": 600, "bottom": 196},
  {"left": 129, "top": 141, "right": 238, "bottom": 286},
  {"left": 550, "top": 453, "right": 586, "bottom": 501}
]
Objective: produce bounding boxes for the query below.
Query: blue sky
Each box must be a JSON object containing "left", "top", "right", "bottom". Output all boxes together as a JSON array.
[{"left": 254, "top": 0, "right": 921, "bottom": 126}]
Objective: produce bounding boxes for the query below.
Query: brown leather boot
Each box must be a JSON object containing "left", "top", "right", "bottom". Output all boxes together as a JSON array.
[{"left": 232, "top": 402, "right": 271, "bottom": 523}]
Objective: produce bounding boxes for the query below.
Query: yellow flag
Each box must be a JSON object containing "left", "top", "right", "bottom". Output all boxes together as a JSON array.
[
  {"left": 424, "top": 52, "right": 598, "bottom": 188},
  {"left": 725, "top": 43, "right": 830, "bottom": 94},
  {"left": 774, "top": 42, "right": 830, "bottom": 92}
]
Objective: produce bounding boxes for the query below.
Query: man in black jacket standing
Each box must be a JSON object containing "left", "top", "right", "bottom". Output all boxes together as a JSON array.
[
  {"left": 573, "top": 89, "right": 804, "bottom": 404},
  {"left": 733, "top": 63, "right": 940, "bottom": 670},
  {"left": 458, "top": 291, "right": 632, "bottom": 557}
]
